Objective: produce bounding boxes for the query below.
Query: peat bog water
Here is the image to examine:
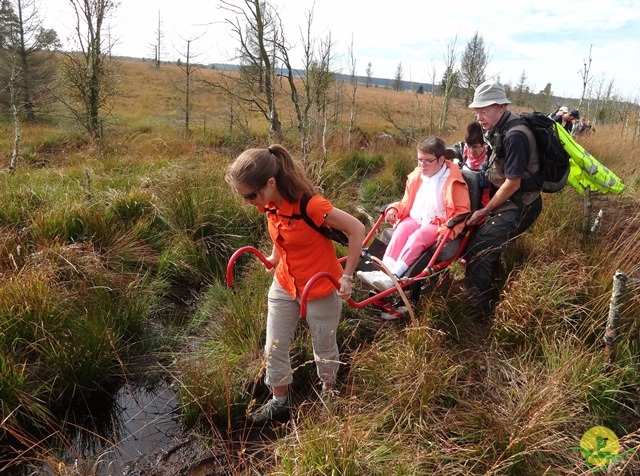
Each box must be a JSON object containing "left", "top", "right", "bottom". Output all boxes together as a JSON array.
[
  {"left": 9, "top": 379, "right": 185, "bottom": 475},
  {"left": 87, "top": 380, "right": 183, "bottom": 474}
]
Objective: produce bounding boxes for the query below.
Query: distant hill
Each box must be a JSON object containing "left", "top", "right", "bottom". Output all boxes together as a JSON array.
[
  {"left": 119, "top": 56, "right": 580, "bottom": 110},
  {"left": 209, "top": 63, "right": 435, "bottom": 93}
]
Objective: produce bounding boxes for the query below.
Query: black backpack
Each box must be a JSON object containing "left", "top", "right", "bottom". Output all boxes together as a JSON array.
[
  {"left": 299, "top": 194, "right": 349, "bottom": 246},
  {"left": 498, "top": 112, "right": 570, "bottom": 193}
]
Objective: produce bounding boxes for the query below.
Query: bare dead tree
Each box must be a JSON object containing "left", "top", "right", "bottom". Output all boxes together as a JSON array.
[
  {"left": 578, "top": 44, "right": 592, "bottom": 110},
  {"left": 438, "top": 36, "right": 458, "bottom": 132},
  {"left": 170, "top": 33, "right": 205, "bottom": 139},
  {"left": 346, "top": 35, "right": 357, "bottom": 150},
  {"left": 218, "top": 0, "right": 282, "bottom": 143},
  {"left": 150, "top": 9, "right": 164, "bottom": 68},
  {"left": 377, "top": 95, "right": 417, "bottom": 139},
  {"left": 277, "top": 6, "right": 312, "bottom": 162},
  {"left": 156, "top": 10, "right": 162, "bottom": 67},
  {"left": 59, "top": 0, "right": 119, "bottom": 143}
]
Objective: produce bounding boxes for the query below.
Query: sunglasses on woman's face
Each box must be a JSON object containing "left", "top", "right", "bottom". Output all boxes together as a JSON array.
[
  {"left": 241, "top": 189, "right": 260, "bottom": 200},
  {"left": 240, "top": 182, "right": 269, "bottom": 200}
]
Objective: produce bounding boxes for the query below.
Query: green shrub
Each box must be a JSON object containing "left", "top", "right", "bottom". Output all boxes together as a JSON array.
[{"left": 336, "top": 151, "right": 385, "bottom": 180}]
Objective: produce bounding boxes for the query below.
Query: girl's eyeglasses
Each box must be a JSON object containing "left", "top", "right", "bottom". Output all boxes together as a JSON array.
[{"left": 416, "top": 156, "right": 439, "bottom": 164}]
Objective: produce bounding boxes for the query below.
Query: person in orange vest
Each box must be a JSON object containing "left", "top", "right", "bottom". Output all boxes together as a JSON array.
[{"left": 357, "top": 136, "right": 470, "bottom": 291}]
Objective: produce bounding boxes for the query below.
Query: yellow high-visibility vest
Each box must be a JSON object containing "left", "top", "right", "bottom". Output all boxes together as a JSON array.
[{"left": 555, "top": 124, "right": 626, "bottom": 195}]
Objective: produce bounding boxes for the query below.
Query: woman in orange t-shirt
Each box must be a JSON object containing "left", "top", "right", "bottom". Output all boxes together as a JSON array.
[{"left": 226, "top": 144, "right": 365, "bottom": 424}]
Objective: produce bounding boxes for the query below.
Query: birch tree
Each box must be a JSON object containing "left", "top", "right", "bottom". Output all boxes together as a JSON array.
[
  {"left": 281, "top": 6, "right": 334, "bottom": 166},
  {"left": 219, "top": 0, "right": 282, "bottom": 142},
  {"left": 215, "top": 0, "right": 334, "bottom": 152},
  {"left": 59, "top": 0, "right": 118, "bottom": 143}
]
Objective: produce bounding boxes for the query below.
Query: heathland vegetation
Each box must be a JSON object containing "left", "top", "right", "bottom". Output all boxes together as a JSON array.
[{"left": 1, "top": 52, "right": 639, "bottom": 475}]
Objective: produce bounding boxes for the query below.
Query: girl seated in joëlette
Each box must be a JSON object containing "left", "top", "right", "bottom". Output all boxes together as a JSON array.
[{"left": 357, "top": 136, "right": 471, "bottom": 291}]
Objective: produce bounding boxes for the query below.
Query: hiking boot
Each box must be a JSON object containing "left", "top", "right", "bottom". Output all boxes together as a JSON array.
[
  {"left": 247, "top": 398, "right": 289, "bottom": 424},
  {"left": 320, "top": 386, "right": 339, "bottom": 402},
  {"left": 357, "top": 270, "right": 394, "bottom": 291}
]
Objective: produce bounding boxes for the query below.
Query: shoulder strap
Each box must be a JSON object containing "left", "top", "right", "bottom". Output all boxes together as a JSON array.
[
  {"left": 300, "top": 194, "right": 349, "bottom": 246},
  {"left": 299, "top": 194, "right": 324, "bottom": 235},
  {"left": 505, "top": 116, "right": 541, "bottom": 191},
  {"left": 263, "top": 194, "right": 324, "bottom": 229}
]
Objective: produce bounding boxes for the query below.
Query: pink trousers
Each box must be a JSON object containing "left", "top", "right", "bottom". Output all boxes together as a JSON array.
[{"left": 384, "top": 217, "right": 439, "bottom": 276}]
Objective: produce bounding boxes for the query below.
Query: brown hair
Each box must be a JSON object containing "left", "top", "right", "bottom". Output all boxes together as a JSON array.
[
  {"left": 465, "top": 121, "right": 484, "bottom": 146},
  {"left": 226, "top": 144, "right": 315, "bottom": 203},
  {"left": 417, "top": 135, "right": 446, "bottom": 158}
]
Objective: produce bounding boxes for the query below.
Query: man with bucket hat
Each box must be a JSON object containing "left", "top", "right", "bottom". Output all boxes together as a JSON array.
[{"left": 464, "top": 80, "right": 543, "bottom": 321}]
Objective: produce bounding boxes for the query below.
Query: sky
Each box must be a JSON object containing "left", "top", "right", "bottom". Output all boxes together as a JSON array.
[{"left": 44, "top": 0, "right": 640, "bottom": 102}]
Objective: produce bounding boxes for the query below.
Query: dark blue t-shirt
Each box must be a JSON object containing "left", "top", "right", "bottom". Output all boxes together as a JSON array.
[{"left": 502, "top": 129, "right": 530, "bottom": 179}]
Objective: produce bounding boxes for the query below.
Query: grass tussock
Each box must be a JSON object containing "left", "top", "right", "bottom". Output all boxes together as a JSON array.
[{"left": 176, "top": 273, "right": 271, "bottom": 425}]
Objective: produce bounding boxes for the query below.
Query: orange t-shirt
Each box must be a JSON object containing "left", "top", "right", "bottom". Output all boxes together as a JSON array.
[{"left": 260, "top": 195, "right": 343, "bottom": 300}]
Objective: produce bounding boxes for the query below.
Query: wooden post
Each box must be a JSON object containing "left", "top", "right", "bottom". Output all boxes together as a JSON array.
[
  {"left": 591, "top": 209, "right": 603, "bottom": 234},
  {"left": 83, "top": 167, "right": 94, "bottom": 200},
  {"left": 603, "top": 270, "right": 627, "bottom": 366},
  {"left": 582, "top": 188, "right": 591, "bottom": 237}
]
